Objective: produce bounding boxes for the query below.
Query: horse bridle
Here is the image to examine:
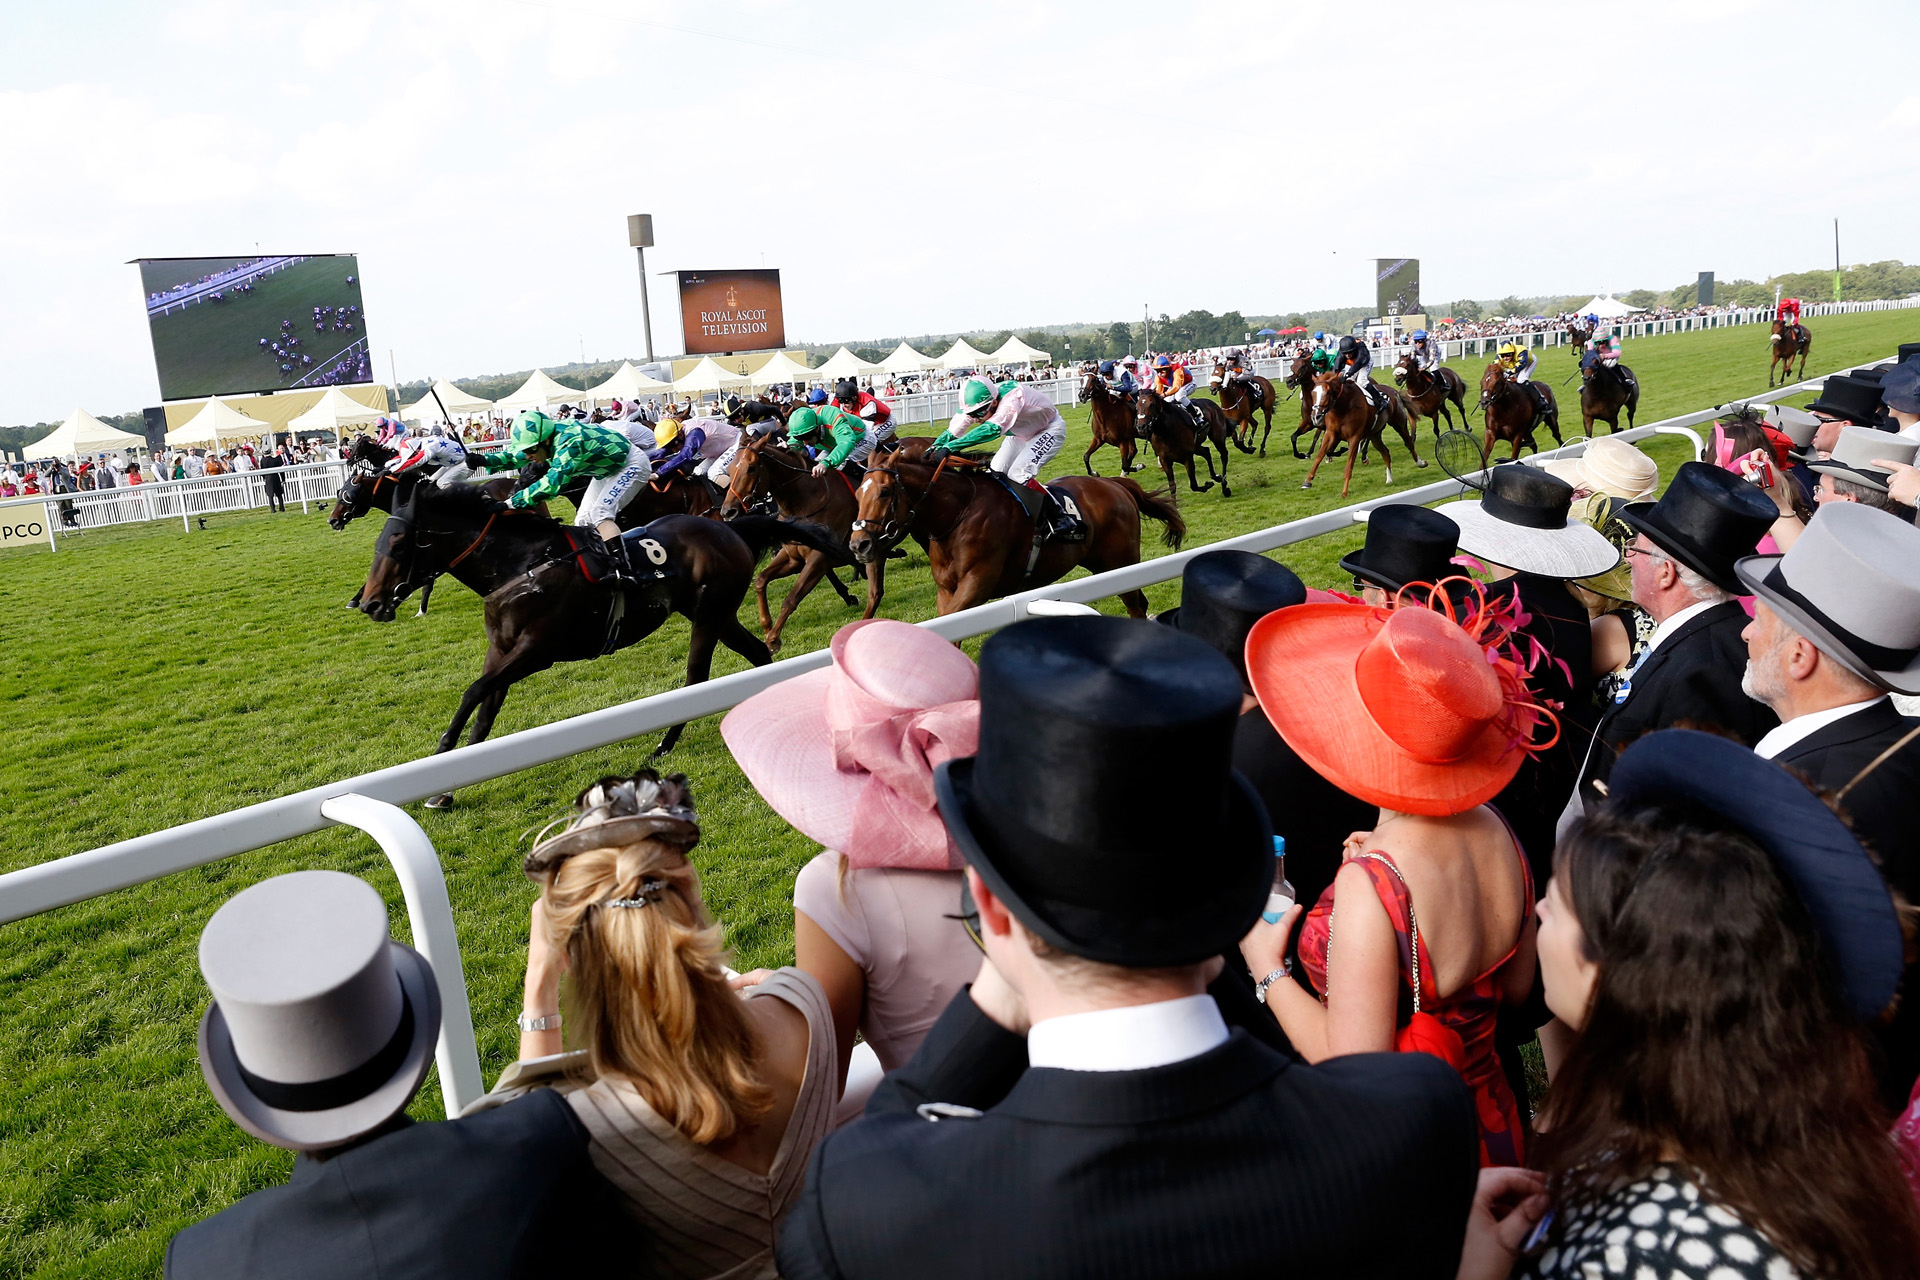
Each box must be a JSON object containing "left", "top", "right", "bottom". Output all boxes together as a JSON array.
[
  {"left": 333, "top": 464, "right": 397, "bottom": 526},
  {"left": 850, "top": 454, "right": 958, "bottom": 548},
  {"left": 726, "top": 441, "right": 824, "bottom": 518}
]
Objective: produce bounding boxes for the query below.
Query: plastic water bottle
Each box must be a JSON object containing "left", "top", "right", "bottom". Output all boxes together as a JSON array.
[{"left": 1263, "top": 836, "right": 1295, "bottom": 925}]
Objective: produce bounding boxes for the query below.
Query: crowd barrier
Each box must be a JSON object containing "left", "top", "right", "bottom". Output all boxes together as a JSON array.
[
  {"left": 0, "top": 354, "right": 1892, "bottom": 1116},
  {"left": 0, "top": 460, "right": 350, "bottom": 549}
]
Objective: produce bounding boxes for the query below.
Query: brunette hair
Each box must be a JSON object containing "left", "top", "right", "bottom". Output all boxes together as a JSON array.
[
  {"left": 538, "top": 837, "right": 771, "bottom": 1145},
  {"left": 1535, "top": 800, "right": 1920, "bottom": 1279}
]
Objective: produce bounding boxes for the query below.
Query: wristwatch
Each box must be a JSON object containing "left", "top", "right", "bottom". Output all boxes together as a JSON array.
[
  {"left": 1253, "top": 961, "right": 1293, "bottom": 1005},
  {"left": 516, "top": 1011, "right": 562, "bottom": 1032}
]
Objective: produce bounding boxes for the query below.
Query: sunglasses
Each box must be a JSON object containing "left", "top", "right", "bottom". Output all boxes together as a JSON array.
[{"left": 944, "top": 879, "right": 985, "bottom": 954}]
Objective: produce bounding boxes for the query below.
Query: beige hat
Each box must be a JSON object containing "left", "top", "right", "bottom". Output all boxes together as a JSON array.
[
  {"left": 1807, "top": 427, "right": 1919, "bottom": 493},
  {"left": 1531, "top": 436, "right": 1659, "bottom": 502}
]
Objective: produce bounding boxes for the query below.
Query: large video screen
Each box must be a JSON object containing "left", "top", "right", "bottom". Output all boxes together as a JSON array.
[
  {"left": 137, "top": 254, "right": 372, "bottom": 401},
  {"left": 677, "top": 269, "right": 785, "bottom": 356},
  {"left": 1375, "top": 258, "right": 1421, "bottom": 318}
]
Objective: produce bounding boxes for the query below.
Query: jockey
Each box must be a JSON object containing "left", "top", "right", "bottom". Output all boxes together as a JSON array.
[
  {"left": 832, "top": 380, "right": 898, "bottom": 463},
  {"left": 392, "top": 434, "right": 478, "bottom": 487},
  {"left": 1579, "top": 332, "right": 1636, "bottom": 391},
  {"left": 785, "top": 404, "right": 867, "bottom": 480},
  {"left": 1152, "top": 354, "right": 1206, "bottom": 427},
  {"left": 476, "top": 409, "right": 650, "bottom": 583},
  {"left": 1500, "top": 341, "right": 1549, "bottom": 418},
  {"left": 1113, "top": 358, "right": 1139, "bottom": 396},
  {"left": 1334, "top": 335, "right": 1382, "bottom": 413},
  {"left": 654, "top": 417, "right": 744, "bottom": 486},
  {"left": 1777, "top": 297, "right": 1806, "bottom": 345},
  {"left": 928, "top": 377, "right": 1082, "bottom": 543},
  {"left": 1409, "top": 329, "right": 1443, "bottom": 376},
  {"left": 374, "top": 416, "right": 408, "bottom": 449}
]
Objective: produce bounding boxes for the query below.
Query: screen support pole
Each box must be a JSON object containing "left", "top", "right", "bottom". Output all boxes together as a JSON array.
[{"left": 636, "top": 247, "right": 655, "bottom": 363}]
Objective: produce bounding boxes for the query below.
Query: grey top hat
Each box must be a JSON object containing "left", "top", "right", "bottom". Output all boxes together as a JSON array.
[
  {"left": 198, "top": 871, "right": 440, "bottom": 1152},
  {"left": 1736, "top": 502, "right": 1920, "bottom": 693},
  {"left": 1807, "top": 426, "right": 1918, "bottom": 492}
]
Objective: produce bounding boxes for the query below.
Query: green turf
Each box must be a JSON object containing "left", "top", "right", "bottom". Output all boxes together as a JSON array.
[
  {"left": 145, "top": 257, "right": 366, "bottom": 401},
  {"left": 0, "top": 309, "right": 1912, "bottom": 1277}
]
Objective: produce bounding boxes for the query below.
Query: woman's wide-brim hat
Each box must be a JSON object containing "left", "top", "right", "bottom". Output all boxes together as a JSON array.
[
  {"left": 1608, "top": 730, "right": 1902, "bottom": 1021},
  {"left": 1246, "top": 603, "right": 1539, "bottom": 817},
  {"left": 721, "top": 619, "right": 978, "bottom": 871},
  {"left": 1437, "top": 463, "right": 1622, "bottom": 580},
  {"left": 523, "top": 771, "right": 701, "bottom": 876},
  {"left": 1531, "top": 436, "right": 1660, "bottom": 502},
  {"left": 1619, "top": 460, "right": 1779, "bottom": 595},
  {"left": 1736, "top": 501, "right": 1920, "bottom": 694}
]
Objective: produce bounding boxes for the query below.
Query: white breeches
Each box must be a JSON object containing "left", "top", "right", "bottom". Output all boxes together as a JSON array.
[
  {"left": 577, "top": 444, "right": 652, "bottom": 526},
  {"left": 431, "top": 462, "right": 480, "bottom": 488},
  {"left": 849, "top": 419, "right": 895, "bottom": 464},
  {"left": 991, "top": 425, "right": 1064, "bottom": 484}
]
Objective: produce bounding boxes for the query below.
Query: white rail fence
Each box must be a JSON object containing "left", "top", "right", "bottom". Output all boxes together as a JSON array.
[
  {"left": 0, "top": 460, "right": 350, "bottom": 548},
  {"left": 0, "top": 355, "right": 1892, "bottom": 1115}
]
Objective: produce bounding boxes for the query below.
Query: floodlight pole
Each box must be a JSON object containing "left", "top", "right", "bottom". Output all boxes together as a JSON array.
[{"left": 629, "top": 214, "right": 657, "bottom": 363}]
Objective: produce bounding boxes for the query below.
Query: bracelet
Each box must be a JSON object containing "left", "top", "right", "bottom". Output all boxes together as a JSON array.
[
  {"left": 1253, "top": 962, "right": 1292, "bottom": 1005},
  {"left": 516, "top": 1011, "right": 562, "bottom": 1033}
]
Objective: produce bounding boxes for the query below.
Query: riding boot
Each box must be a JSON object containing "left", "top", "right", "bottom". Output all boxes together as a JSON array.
[
  {"left": 1013, "top": 479, "right": 1045, "bottom": 524},
  {"left": 1044, "top": 486, "right": 1088, "bottom": 543}
]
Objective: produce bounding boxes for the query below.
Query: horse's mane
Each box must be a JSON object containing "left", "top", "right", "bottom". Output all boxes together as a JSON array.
[
  {"left": 349, "top": 434, "right": 396, "bottom": 465},
  {"left": 408, "top": 478, "right": 554, "bottom": 525}
]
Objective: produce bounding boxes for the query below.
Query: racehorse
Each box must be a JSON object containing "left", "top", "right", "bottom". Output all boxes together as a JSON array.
[
  {"left": 1282, "top": 349, "right": 1336, "bottom": 460},
  {"left": 1300, "top": 374, "right": 1425, "bottom": 497},
  {"left": 1577, "top": 360, "right": 1640, "bottom": 436},
  {"left": 1392, "top": 354, "right": 1473, "bottom": 438},
  {"left": 1077, "top": 372, "right": 1141, "bottom": 475},
  {"left": 718, "top": 438, "right": 884, "bottom": 654},
  {"left": 1769, "top": 317, "right": 1812, "bottom": 387},
  {"left": 352, "top": 483, "right": 850, "bottom": 796},
  {"left": 847, "top": 456, "right": 1184, "bottom": 616},
  {"left": 1477, "top": 362, "right": 1564, "bottom": 466},
  {"left": 728, "top": 398, "right": 792, "bottom": 429},
  {"left": 1134, "top": 389, "right": 1244, "bottom": 502},
  {"left": 1566, "top": 318, "right": 1595, "bottom": 352},
  {"left": 1209, "top": 362, "right": 1280, "bottom": 456}
]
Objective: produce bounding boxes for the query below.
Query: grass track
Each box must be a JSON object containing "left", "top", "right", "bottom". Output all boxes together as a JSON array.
[{"left": 1, "top": 309, "right": 1913, "bottom": 1277}]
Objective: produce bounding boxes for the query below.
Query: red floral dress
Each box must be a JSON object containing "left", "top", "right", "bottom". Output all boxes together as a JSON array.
[{"left": 1297, "top": 833, "right": 1533, "bottom": 1167}]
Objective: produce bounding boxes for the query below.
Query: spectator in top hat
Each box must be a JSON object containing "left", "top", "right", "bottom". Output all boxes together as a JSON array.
[
  {"left": 1575, "top": 462, "right": 1781, "bottom": 810},
  {"left": 1341, "top": 502, "right": 1466, "bottom": 608},
  {"left": 1880, "top": 356, "right": 1920, "bottom": 439},
  {"left": 777, "top": 617, "right": 1479, "bottom": 1280},
  {"left": 1808, "top": 427, "right": 1920, "bottom": 520},
  {"left": 166, "top": 871, "right": 619, "bottom": 1280},
  {"left": 1738, "top": 501, "right": 1920, "bottom": 1109},
  {"left": 1803, "top": 374, "right": 1886, "bottom": 454}
]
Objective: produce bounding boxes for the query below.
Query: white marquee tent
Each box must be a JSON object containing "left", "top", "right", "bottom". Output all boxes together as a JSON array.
[
  {"left": 165, "top": 399, "right": 272, "bottom": 447},
  {"left": 1573, "top": 295, "right": 1643, "bottom": 319},
  {"left": 584, "top": 362, "right": 674, "bottom": 402},
  {"left": 813, "top": 346, "right": 885, "bottom": 380},
  {"left": 746, "top": 351, "right": 816, "bottom": 387},
  {"left": 938, "top": 338, "right": 992, "bottom": 370},
  {"left": 987, "top": 336, "right": 1053, "bottom": 367},
  {"left": 290, "top": 387, "right": 392, "bottom": 435},
  {"left": 878, "top": 342, "right": 941, "bottom": 374},
  {"left": 673, "top": 356, "right": 751, "bottom": 394},
  {"left": 24, "top": 408, "right": 145, "bottom": 458},
  {"left": 497, "top": 370, "right": 590, "bottom": 413},
  {"left": 402, "top": 380, "right": 495, "bottom": 423}
]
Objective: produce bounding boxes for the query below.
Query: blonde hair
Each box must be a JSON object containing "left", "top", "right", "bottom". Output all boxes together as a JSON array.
[{"left": 538, "top": 838, "right": 771, "bottom": 1144}]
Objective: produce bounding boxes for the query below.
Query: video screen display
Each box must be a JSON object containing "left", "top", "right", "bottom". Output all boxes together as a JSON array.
[
  {"left": 677, "top": 269, "right": 785, "bottom": 356},
  {"left": 137, "top": 254, "right": 372, "bottom": 401},
  {"left": 1376, "top": 258, "right": 1421, "bottom": 318}
]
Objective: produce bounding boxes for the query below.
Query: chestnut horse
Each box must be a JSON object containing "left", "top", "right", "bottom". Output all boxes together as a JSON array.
[
  {"left": 1301, "top": 373, "right": 1425, "bottom": 496},
  {"left": 718, "top": 438, "right": 882, "bottom": 654},
  {"left": 1577, "top": 359, "right": 1639, "bottom": 436},
  {"left": 848, "top": 457, "right": 1184, "bottom": 616},
  {"left": 1209, "top": 361, "right": 1280, "bottom": 455},
  {"left": 1078, "top": 371, "right": 1141, "bottom": 475},
  {"left": 1769, "top": 318, "right": 1812, "bottom": 387},
  {"left": 1282, "top": 349, "right": 1338, "bottom": 460},
  {"left": 1477, "top": 362, "right": 1564, "bottom": 466},
  {"left": 1134, "top": 389, "right": 1245, "bottom": 502},
  {"left": 1392, "top": 354, "right": 1473, "bottom": 438}
]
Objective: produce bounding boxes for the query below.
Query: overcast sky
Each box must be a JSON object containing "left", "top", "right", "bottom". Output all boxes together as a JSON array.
[{"left": 4, "top": 0, "right": 1916, "bottom": 421}]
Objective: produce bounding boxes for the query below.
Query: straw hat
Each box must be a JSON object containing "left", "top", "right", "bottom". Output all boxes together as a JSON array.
[
  {"left": 722, "top": 620, "right": 978, "bottom": 871},
  {"left": 1246, "top": 601, "right": 1543, "bottom": 817},
  {"left": 1531, "top": 436, "right": 1659, "bottom": 502}
]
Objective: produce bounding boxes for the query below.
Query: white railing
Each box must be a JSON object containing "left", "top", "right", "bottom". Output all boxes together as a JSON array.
[
  {"left": 878, "top": 373, "right": 1079, "bottom": 426},
  {"left": 0, "top": 459, "right": 350, "bottom": 547},
  {"left": 0, "top": 356, "right": 1893, "bottom": 1115}
]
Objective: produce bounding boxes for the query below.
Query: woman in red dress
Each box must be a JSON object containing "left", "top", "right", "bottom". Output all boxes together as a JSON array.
[{"left": 1239, "top": 583, "right": 1550, "bottom": 1166}]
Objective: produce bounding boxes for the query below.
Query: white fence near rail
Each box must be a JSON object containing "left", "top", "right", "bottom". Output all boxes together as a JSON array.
[
  {"left": 0, "top": 460, "right": 350, "bottom": 548},
  {"left": 0, "top": 354, "right": 1894, "bottom": 1117}
]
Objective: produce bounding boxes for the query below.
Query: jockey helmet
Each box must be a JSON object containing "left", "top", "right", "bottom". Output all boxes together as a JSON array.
[
  {"left": 1411, "top": 329, "right": 1428, "bottom": 341},
  {"left": 807, "top": 388, "right": 828, "bottom": 405},
  {"left": 508, "top": 409, "right": 559, "bottom": 455},
  {"left": 1498, "top": 342, "right": 1520, "bottom": 363},
  {"left": 1312, "top": 331, "right": 1325, "bottom": 341},
  {"left": 654, "top": 418, "right": 685, "bottom": 450},
  {"left": 1336, "top": 335, "right": 1358, "bottom": 355},
  {"left": 959, "top": 377, "right": 1000, "bottom": 417},
  {"left": 1098, "top": 360, "right": 1115, "bottom": 377},
  {"left": 786, "top": 407, "right": 823, "bottom": 438},
  {"left": 834, "top": 379, "right": 858, "bottom": 404},
  {"left": 1154, "top": 355, "right": 1172, "bottom": 368}
]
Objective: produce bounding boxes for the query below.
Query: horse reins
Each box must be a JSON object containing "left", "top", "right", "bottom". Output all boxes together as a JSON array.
[{"left": 445, "top": 512, "right": 499, "bottom": 569}]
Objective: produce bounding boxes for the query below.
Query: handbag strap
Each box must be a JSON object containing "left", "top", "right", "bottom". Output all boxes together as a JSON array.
[
  {"left": 1328, "top": 852, "right": 1422, "bottom": 1015},
  {"left": 1836, "top": 722, "right": 1920, "bottom": 805}
]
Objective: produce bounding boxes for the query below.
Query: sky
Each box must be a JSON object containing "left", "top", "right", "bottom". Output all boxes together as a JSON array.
[{"left": 4, "top": 0, "right": 1917, "bottom": 422}]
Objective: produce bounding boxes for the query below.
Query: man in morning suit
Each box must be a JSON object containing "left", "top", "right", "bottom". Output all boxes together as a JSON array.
[
  {"left": 777, "top": 616, "right": 1479, "bottom": 1280},
  {"left": 1739, "top": 501, "right": 1920, "bottom": 1109}
]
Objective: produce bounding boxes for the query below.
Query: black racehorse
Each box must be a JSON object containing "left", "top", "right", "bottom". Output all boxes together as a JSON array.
[{"left": 352, "top": 482, "right": 847, "bottom": 804}]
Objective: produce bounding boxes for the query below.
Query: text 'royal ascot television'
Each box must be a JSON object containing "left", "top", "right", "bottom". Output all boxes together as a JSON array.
[
  {"left": 135, "top": 254, "right": 372, "bottom": 401},
  {"left": 676, "top": 269, "right": 785, "bottom": 356}
]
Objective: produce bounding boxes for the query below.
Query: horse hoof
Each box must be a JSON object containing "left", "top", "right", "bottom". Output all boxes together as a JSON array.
[
  {"left": 766, "top": 637, "right": 783, "bottom": 655},
  {"left": 1416, "top": 459, "right": 1429, "bottom": 468},
  {"left": 1300, "top": 481, "right": 1312, "bottom": 490},
  {"left": 424, "top": 793, "right": 455, "bottom": 811},
  {"left": 1220, "top": 485, "right": 1232, "bottom": 498}
]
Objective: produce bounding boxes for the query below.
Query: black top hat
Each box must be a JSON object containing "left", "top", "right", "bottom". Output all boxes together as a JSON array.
[
  {"left": 1157, "top": 550, "right": 1306, "bottom": 684},
  {"left": 1898, "top": 343, "right": 1920, "bottom": 365},
  {"left": 1804, "top": 375, "right": 1885, "bottom": 426},
  {"left": 1340, "top": 504, "right": 1460, "bottom": 593},
  {"left": 934, "top": 616, "right": 1272, "bottom": 967},
  {"left": 1619, "top": 461, "right": 1778, "bottom": 594}
]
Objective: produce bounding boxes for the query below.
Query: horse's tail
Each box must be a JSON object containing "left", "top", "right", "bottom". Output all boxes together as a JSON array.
[
  {"left": 1109, "top": 476, "right": 1187, "bottom": 549},
  {"left": 726, "top": 514, "right": 855, "bottom": 565}
]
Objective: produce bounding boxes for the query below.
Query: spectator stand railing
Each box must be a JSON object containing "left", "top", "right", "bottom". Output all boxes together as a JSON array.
[
  {"left": 0, "top": 355, "right": 1889, "bottom": 1117},
  {"left": 0, "top": 459, "right": 351, "bottom": 546}
]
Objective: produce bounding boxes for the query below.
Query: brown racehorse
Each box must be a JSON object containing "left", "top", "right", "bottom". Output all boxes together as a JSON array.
[
  {"left": 1078, "top": 371, "right": 1141, "bottom": 475},
  {"left": 1301, "top": 373, "right": 1424, "bottom": 496},
  {"left": 1282, "top": 349, "right": 1340, "bottom": 460},
  {"left": 1209, "top": 362, "right": 1279, "bottom": 455},
  {"left": 1392, "top": 354, "right": 1473, "bottom": 438},
  {"left": 847, "top": 458, "right": 1184, "bottom": 616},
  {"left": 1566, "top": 319, "right": 1594, "bottom": 352},
  {"left": 1478, "top": 362, "right": 1564, "bottom": 466},
  {"left": 1769, "top": 318, "right": 1812, "bottom": 387},
  {"left": 1578, "top": 359, "right": 1640, "bottom": 436},
  {"left": 1134, "top": 389, "right": 1243, "bottom": 502},
  {"left": 718, "top": 438, "right": 883, "bottom": 654}
]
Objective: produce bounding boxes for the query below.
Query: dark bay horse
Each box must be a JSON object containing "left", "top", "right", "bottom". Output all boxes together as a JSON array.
[
  {"left": 1134, "top": 389, "right": 1244, "bottom": 502},
  {"left": 1477, "top": 363, "right": 1564, "bottom": 466},
  {"left": 1078, "top": 372, "right": 1141, "bottom": 475},
  {"left": 1392, "top": 354, "right": 1472, "bottom": 438},
  {"left": 352, "top": 484, "right": 849, "bottom": 795},
  {"left": 728, "top": 398, "right": 793, "bottom": 429},
  {"left": 847, "top": 457, "right": 1184, "bottom": 616},
  {"left": 718, "top": 438, "right": 882, "bottom": 654},
  {"left": 1769, "top": 318, "right": 1812, "bottom": 387},
  {"left": 1209, "top": 362, "right": 1279, "bottom": 455},
  {"left": 1301, "top": 373, "right": 1425, "bottom": 496},
  {"left": 1566, "top": 319, "right": 1595, "bottom": 352},
  {"left": 1577, "top": 361, "right": 1640, "bottom": 435}
]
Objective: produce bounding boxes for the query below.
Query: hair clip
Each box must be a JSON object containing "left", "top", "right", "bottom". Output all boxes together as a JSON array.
[{"left": 605, "top": 878, "right": 669, "bottom": 909}]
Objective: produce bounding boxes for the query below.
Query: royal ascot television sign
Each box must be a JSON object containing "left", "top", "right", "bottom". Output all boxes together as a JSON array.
[{"left": 676, "top": 269, "right": 786, "bottom": 357}]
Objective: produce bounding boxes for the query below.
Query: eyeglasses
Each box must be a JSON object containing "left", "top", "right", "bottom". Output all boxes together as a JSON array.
[
  {"left": 1620, "top": 544, "right": 1659, "bottom": 560},
  {"left": 944, "top": 880, "right": 985, "bottom": 954}
]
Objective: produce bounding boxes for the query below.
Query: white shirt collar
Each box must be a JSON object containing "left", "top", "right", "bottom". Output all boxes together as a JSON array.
[
  {"left": 1640, "top": 598, "right": 1723, "bottom": 663},
  {"left": 1753, "top": 696, "right": 1887, "bottom": 759},
  {"left": 1026, "top": 995, "right": 1228, "bottom": 1073}
]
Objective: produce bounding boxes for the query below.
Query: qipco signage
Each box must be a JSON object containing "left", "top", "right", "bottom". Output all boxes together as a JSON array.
[{"left": 0, "top": 514, "right": 49, "bottom": 548}]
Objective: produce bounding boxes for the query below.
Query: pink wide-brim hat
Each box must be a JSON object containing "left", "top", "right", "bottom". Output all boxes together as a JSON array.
[{"left": 721, "top": 619, "right": 979, "bottom": 871}]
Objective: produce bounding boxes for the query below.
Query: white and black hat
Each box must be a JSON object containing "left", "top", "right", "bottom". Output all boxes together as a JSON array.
[
  {"left": 1736, "top": 502, "right": 1920, "bottom": 693},
  {"left": 1436, "top": 463, "right": 1621, "bottom": 579},
  {"left": 197, "top": 871, "right": 440, "bottom": 1152},
  {"left": 1806, "top": 425, "right": 1918, "bottom": 493}
]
